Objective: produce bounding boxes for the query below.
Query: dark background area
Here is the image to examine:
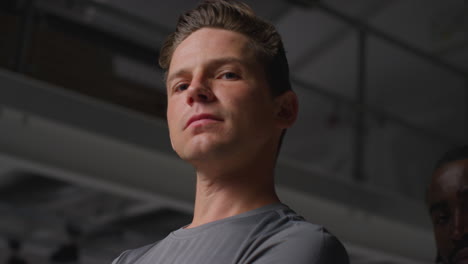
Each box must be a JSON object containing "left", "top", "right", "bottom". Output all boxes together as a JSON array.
[{"left": 0, "top": 0, "right": 467, "bottom": 263}]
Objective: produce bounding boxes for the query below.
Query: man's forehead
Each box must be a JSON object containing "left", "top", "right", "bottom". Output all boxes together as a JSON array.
[
  {"left": 434, "top": 159, "right": 468, "bottom": 181},
  {"left": 166, "top": 29, "right": 260, "bottom": 84},
  {"left": 429, "top": 159, "right": 468, "bottom": 200},
  {"left": 172, "top": 28, "right": 252, "bottom": 59}
]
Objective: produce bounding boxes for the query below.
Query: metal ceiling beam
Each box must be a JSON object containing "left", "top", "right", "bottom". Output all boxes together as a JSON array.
[
  {"left": 14, "top": 0, "right": 35, "bottom": 73},
  {"left": 290, "top": 0, "right": 394, "bottom": 70},
  {"left": 291, "top": 76, "right": 463, "bottom": 146},
  {"left": 35, "top": 0, "right": 168, "bottom": 52},
  {"left": 43, "top": 12, "right": 159, "bottom": 67},
  {"left": 314, "top": 1, "right": 468, "bottom": 79},
  {"left": 353, "top": 30, "right": 367, "bottom": 182}
]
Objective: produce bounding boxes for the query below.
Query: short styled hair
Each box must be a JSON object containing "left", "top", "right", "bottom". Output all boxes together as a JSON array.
[
  {"left": 159, "top": 0, "right": 292, "bottom": 96},
  {"left": 433, "top": 145, "right": 468, "bottom": 171}
]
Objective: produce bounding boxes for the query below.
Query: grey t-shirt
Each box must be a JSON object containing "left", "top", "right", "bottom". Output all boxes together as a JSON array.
[{"left": 112, "top": 203, "right": 349, "bottom": 264}]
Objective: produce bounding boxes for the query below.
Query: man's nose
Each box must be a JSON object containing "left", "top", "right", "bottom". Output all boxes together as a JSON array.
[
  {"left": 451, "top": 209, "right": 467, "bottom": 241},
  {"left": 185, "top": 80, "right": 215, "bottom": 106}
]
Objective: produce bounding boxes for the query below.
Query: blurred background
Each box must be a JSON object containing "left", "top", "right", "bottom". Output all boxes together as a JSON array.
[{"left": 0, "top": 0, "right": 467, "bottom": 263}]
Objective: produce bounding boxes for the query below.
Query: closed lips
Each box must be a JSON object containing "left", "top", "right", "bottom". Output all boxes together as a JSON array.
[{"left": 185, "top": 114, "right": 223, "bottom": 129}]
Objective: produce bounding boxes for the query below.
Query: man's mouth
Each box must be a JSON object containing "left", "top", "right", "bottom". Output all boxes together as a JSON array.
[{"left": 185, "top": 113, "right": 223, "bottom": 129}]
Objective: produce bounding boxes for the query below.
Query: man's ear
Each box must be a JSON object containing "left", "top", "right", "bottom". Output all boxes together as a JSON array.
[{"left": 274, "top": 90, "right": 298, "bottom": 128}]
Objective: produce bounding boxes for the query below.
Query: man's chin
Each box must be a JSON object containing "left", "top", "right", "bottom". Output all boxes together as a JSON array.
[{"left": 179, "top": 145, "right": 224, "bottom": 163}]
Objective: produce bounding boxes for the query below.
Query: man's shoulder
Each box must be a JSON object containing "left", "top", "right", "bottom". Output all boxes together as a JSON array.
[
  {"left": 263, "top": 204, "right": 333, "bottom": 237},
  {"left": 250, "top": 204, "right": 344, "bottom": 244},
  {"left": 249, "top": 206, "right": 349, "bottom": 264},
  {"left": 251, "top": 222, "right": 349, "bottom": 264}
]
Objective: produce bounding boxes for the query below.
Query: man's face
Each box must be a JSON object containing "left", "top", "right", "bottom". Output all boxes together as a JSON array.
[
  {"left": 166, "top": 28, "right": 283, "bottom": 167},
  {"left": 428, "top": 159, "right": 468, "bottom": 264}
]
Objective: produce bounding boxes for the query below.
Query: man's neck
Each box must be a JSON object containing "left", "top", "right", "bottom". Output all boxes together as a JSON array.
[{"left": 187, "top": 162, "right": 280, "bottom": 228}]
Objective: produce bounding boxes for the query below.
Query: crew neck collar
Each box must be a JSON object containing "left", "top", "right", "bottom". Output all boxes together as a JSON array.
[{"left": 172, "top": 203, "right": 288, "bottom": 238}]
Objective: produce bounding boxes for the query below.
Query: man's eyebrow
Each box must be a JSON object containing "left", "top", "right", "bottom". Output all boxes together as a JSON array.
[
  {"left": 167, "top": 69, "right": 190, "bottom": 85},
  {"left": 429, "top": 201, "right": 447, "bottom": 214},
  {"left": 201, "top": 57, "right": 250, "bottom": 73},
  {"left": 208, "top": 57, "right": 247, "bottom": 67}
]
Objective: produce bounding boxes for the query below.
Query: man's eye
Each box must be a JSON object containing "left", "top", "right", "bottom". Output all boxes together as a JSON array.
[
  {"left": 175, "top": 83, "right": 189, "bottom": 92},
  {"left": 220, "top": 72, "right": 239, "bottom": 80}
]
